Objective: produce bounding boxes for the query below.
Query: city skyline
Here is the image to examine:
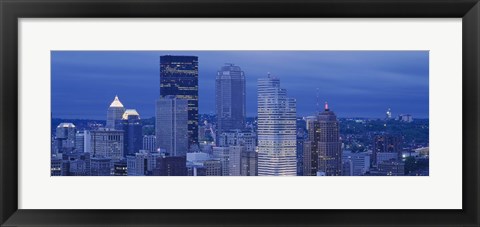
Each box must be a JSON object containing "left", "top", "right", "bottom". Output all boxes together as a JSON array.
[
  {"left": 51, "top": 51, "right": 429, "bottom": 177},
  {"left": 51, "top": 51, "right": 429, "bottom": 119}
]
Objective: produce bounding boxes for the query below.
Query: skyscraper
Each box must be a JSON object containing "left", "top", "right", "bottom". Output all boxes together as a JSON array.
[
  {"left": 155, "top": 96, "right": 188, "bottom": 157},
  {"left": 216, "top": 63, "right": 246, "bottom": 137},
  {"left": 106, "top": 95, "right": 126, "bottom": 129},
  {"left": 303, "top": 116, "right": 319, "bottom": 176},
  {"left": 257, "top": 74, "right": 297, "bottom": 176},
  {"left": 160, "top": 55, "right": 199, "bottom": 147},
  {"left": 115, "top": 109, "right": 142, "bottom": 157},
  {"left": 317, "top": 102, "right": 342, "bottom": 176}
]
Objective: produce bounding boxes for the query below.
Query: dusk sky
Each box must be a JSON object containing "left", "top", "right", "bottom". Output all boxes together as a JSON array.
[{"left": 51, "top": 51, "right": 429, "bottom": 120}]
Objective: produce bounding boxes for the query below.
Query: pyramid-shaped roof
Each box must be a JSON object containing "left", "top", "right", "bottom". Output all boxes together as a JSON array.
[{"left": 109, "top": 95, "right": 124, "bottom": 108}]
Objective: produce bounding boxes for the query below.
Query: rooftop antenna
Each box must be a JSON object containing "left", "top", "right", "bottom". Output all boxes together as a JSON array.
[{"left": 316, "top": 88, "right": 320, "bottom": 113}]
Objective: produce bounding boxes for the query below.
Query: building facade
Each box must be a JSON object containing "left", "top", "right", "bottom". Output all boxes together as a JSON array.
[
  {"left": 115, "top": 109, "right": 143, "bottom": 157},
  {"left": 143, "top": 135, "right": 157, "bottom": 152},
  {"left": 126, "top": 150, "right": 161, "bottom": 176},
  {"left": 160, "top": 55, "right": 199, "bottom": 147},
  {"left": 212, "top": 147, "right": 230, "bottom": 176},
  {"left": 218, "top": 130, "right": 256, "bottom": 152},
  {"left": 154, "top": 155, "right": 187, "bottom": 176},
  {"left": 155, "top": 96, "right": 189, "bottom": 157},
  {"left": 257, "top": 75, "right": 297, "bottom": 176},
  {"left": 373, "top": 135, "right": 401, "bottom": 166},
  {"left": 316, "top": 103, "right": 342, "bottom": 176},
  {"left": 342, "top": 151, "right": 370, "bottom": 176},
  {"left": 240, "top": 150, "right": 258, "bottom": 176},
  {"left": 88, "top": 129, "right": 124, "bottom": 161},
  {"left": 54, "top": 123, "right": 76, "bottom": 154},
  {"left": 215, "top": 63, "right": 246, "bottom": 137}
]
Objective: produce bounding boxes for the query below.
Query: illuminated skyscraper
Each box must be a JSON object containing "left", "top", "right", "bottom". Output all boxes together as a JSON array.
[
  {"left": 160, "top": 55, "right": 199, "bottom": 147},
  {"left": 155, "top": 96, "right": 188, "bottom": 157},
  {"left": 106, "top": 95, "right": 126, "bottom": 129},
  {"left": 257, "top": 74, "right": 297, "bottom": 176},
  {"left": 317, "top": 102, "right": 342, "bottom": 176},
  {"left": 115, "top": 109, "right": 143, "bottom": 157},
  {"left": 216, "top": 63, "right": 246, "bottom": 137}
]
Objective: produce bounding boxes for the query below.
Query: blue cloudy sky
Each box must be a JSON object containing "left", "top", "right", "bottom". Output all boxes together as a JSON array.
[{"left": 51, "top": 51, "right": 429, "bottom": 119}]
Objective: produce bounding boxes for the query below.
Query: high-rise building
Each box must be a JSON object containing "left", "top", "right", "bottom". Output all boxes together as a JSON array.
[
  {"left": 257, "top": 74, "right": 297, "bottom": 176},
  {"left": 106, "top": 95, "right": 126, "bottom": 129},
  {"left": 296, "top": 134, "right": 305, "bottom": 176},
  {"left": 302, "top": 141, "right": 313, "bottom": 176},
  {"left": 88, "top": 129, "right": 124, "bottom": 161},
  {"left": 143, "top": 135, "right": 157, "bottom": 152},
  {"left": 155, "top": 96, "right": 188, "bottom": 157},
  {"left": 373, "top": 135, "right": 401, "bottom": 166},
  {"left": 317, "top": 102, "right": 342, "bottom": 176},
  {"left": 115, "top": 109, "right": 142, "bottom": 157},
  {"left": 215, "top": 64, "right": 246, "bottom": 138},
  {"left": 54, "top": 123, "right": 76, "bottom": 154},
  {"left": 303, "top": 116, "right": 319, "bottom": 176},
  {"left": 160, "top": 55, "right": 199, "bottom": 146}
]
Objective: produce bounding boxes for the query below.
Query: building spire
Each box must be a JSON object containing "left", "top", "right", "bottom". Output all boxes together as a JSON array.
[{"left": 325, "top": 101, "right": 329, "bottom": 111}]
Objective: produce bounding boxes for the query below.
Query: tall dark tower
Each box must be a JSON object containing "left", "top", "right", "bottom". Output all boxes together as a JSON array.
[
  {"left": 316, "top": 102, "right": 342, "bottom": 176},
  {"left": 115, "top": 109, "right": 142, "bottom": 157},
  {"left": 160, "top": 55, "right": 199, "bottom": 147},
  {"left": 215, "top": 63, "right": 246, "bottom": 137}
]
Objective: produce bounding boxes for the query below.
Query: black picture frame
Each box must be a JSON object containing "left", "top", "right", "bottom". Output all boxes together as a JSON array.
[{"left": 1, "top": 0, "right": 479, "bottom": 226}]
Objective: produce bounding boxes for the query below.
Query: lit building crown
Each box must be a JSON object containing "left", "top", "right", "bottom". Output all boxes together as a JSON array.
[
  {"left": 109, "top": 95, "right": 124, "bottom": 108},
  {"left": 57, "top": 122, "right": 75, "bottom": 128},
  {"left": 122, "top": 109, "right": 140, "bottom": 120}
]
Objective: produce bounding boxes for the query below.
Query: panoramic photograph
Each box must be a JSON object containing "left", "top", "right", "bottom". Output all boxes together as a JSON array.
[{"left": 50, "top": 51, "right": 429, "bottom": 176}]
